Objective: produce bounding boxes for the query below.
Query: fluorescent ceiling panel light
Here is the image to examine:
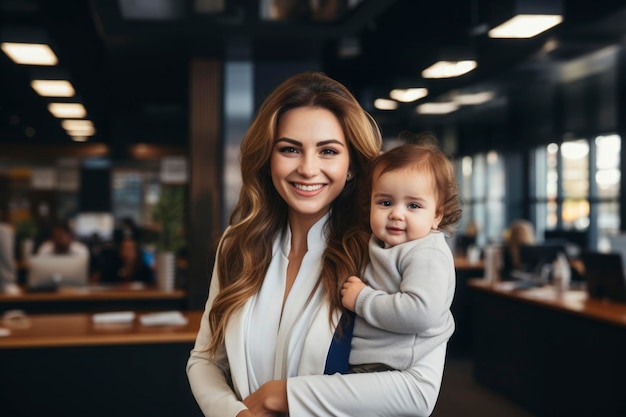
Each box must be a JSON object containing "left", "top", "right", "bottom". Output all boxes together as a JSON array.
[
  {"left": 422, "top": 60, "right": 477, "bottom": 79},
  {"left": 61, "top": 119, "right": 94, "bottom": 130},
  {"left": 389, "top": 88, "right": 428, "bottom": 103},
  {"left": 65, "top": 126, "right": 96, "bottom": 136},
  {"left": 454, "top": 91, "right": 495, "bottom": 105},
  {"left": 416, "top": 102, "right": 459, "bottom": 115},
  {"left": 0, "top": 42, "right": 58, "bottom": 65},
  {"left": 71, "top": 136, "right": 89, "bottom": 142},
  {"left": 488, "top": 15, "right": 563, "bottom": 38},
  {"left": 31, "top": 80, "right": 75, "bottom": 97},
  {"left": 374, "top": 98, "right": 398, "bottom": 110},
  {"left": 48, "top": 103, "right": 87, "bottom": 118}
]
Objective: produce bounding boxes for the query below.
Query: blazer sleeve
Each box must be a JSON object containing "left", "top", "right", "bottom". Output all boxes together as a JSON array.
[
  {"left": 287, "top": 342, "right": 447, "bottom": 416},
  {"left": 186, "top": 258, "right": 248, "bottom": 417}
]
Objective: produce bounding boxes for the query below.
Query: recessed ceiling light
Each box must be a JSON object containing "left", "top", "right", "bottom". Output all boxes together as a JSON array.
[
  {"left": 31, "top": 80, "right": 75, "bottom": 97},
  {"left": 48, "top": 103, "right": 87, "bottom": 118},
  {"left": 488, "top": 15, "right": 563, "bottom": 38},
  {"left": 422, "top": 60, "right": 477, "bottom": 79},
  {"left": 374, "top": 98, "right": 398, "bottom": 110},
  {"left": 389, "top": 88, "right": 428, "bottom": 103},
  {"left": 416, "top": 102, "right": 459, "bottom": 115},
  {"left": 1, "top": 42, "right": 58, "bottom": 65}
]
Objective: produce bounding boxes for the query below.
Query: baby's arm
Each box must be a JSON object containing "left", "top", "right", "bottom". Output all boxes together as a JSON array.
[
  {"left": 357, "top": 247, "right": 453, "bottom": 334},
  {"left": 341, "top": 275, "right": 367, "bottom": 311}
]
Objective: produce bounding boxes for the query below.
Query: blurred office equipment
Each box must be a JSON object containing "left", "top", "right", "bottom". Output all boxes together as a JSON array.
[
  {"left": 580, "top": 251, "right": 626, "bottom": 303},
  {"left": 74, "top": 212, "right": 114, "bottom": 241},
  {"left": 543, "top": 229, "right": 588, "bottom": 257},
  {"left": 608, "top": 234, "right": 626, "bottom": 261},
  {"left": 519, "top": 244, "right": 567, "bottom": 276},
  {"left": 27, "top": 254, "right": 89, "bottom": 291}
]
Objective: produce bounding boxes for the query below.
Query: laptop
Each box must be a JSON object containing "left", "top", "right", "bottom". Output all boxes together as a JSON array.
[
  {"left": 27, "top": 254, "right": 89, "bottom": 291},
  {"left": 580, "top": 251, "right": 626, "bottom": 303}
]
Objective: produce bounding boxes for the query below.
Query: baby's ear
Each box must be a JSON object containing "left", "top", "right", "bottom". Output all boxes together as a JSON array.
[{"left": 433, "top": 211, "right": 444, "bottom": 229}]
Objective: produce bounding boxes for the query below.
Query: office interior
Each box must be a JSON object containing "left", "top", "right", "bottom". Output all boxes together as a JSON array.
[{"left": 1, "top": 1, "right": 626, "bottom": 416}]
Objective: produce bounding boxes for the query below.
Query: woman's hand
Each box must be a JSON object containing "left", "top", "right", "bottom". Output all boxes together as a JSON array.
[
  {"left": 341, "top": 275, "right": 366, "bottom": 311},
  {"left": 243, "top": 379, "right": 288, "bottom": 416}
]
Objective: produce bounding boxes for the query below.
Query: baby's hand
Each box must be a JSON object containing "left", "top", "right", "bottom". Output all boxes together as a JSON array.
[{"left": 341, "top": 275, "right": 366, "bottom": 311}]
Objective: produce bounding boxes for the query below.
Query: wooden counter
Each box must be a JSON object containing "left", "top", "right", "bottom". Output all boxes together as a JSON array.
[
  {"left": 0, "top": 284, "right": 188, "bottom": 313},
  {"left": 469, "top": 279, "right": 626, "bottom": 417},
  {"left": 469, "top": 279, "right": 626, "bottom": 328},
  {"left": 0, "top": 310, "right": 203, "bottom": 348},
  {"left": 0, "top": 310, "right": 204, "bottom": 417}
]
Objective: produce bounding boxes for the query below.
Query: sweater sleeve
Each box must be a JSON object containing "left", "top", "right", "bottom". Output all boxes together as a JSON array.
[
  {"left": 355, "top": 246, "right": 453, "bottom": 334},
  {"left": 287, "top": 342, "right": 446, "bottom": 416},
  {"left": 186, "top": 261, "right": 248, "bottom": 417}
]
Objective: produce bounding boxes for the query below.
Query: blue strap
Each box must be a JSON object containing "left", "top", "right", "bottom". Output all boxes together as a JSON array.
[{"left": 324, "top": 311, "right": 355, "bottom": 375}]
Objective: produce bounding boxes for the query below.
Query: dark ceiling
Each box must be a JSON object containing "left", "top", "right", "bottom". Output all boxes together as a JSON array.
[{"left": 1, "top": 0, "right": 626, "bottom": 152}]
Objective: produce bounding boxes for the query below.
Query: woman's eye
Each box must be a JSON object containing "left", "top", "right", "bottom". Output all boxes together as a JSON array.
[
  {"left": 320, "top": 148, "right": 338, "bottom": 155},
  {"left": 278, "top": 146, "right": 298, "bottom": 153}
]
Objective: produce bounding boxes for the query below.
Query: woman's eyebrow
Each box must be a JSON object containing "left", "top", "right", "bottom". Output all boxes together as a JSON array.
[
  {"left": 317, "top": 139, "right": 345, "bottom": 147},
  {"left": 274, "top": 138, "right": 345, "bottom": 147},
  {"left": 275, "top": 137, "right": 300, "bottom": 146}
]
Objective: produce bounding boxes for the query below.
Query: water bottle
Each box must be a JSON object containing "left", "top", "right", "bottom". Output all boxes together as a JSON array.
[{"left": 552, "top": 252, "right": 571, "bottom": 296}]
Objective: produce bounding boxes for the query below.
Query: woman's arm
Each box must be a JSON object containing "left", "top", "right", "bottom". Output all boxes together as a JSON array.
[
  {"left": 186, "top": 265, "right": 249, "bottom": 417},
  {"left": 286, "top": 343, "right": 447, "bottom": 417}
]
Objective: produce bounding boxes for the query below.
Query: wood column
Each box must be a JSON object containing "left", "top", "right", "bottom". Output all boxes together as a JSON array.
[{"left": 188, "top": 59, "right": 222, "bottom": 309}]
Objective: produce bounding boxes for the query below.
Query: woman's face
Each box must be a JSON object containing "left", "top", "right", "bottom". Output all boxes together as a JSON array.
[{"left": 271, "top": 106, "right": 351, "bottom": 226}]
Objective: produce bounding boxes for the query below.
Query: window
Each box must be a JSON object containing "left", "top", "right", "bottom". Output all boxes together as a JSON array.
[
  {"left": 531, "top": 134, "right": 621, "bottom": 250},
  {"left": 456, "top": 151, "right": 506, "bottom": 248}
]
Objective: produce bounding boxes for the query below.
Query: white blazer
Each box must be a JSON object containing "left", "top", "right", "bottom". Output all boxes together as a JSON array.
[{"left": 187, "top": 217, "right": 446, "bottom": 417}]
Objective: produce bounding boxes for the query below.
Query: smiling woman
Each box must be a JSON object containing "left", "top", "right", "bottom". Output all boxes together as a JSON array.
[
  {"left": 271, "top": 106, "right": 351, "bottom": 229},
  {"left": 186, "top": 72, "right": 452, "bottom": 417}
]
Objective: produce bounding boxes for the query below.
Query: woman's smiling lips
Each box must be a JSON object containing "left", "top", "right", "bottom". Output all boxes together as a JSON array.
[{"left": 292, "top": 182, "right": 325, "bottom": 194}]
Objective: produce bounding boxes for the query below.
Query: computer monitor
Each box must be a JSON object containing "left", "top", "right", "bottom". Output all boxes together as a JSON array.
[
  {"left": 580, "top": 251, "right": 626, "bottom": 303},
  {"left": 609, "top": 234, "right": 626, "bottom": 264},
  {"left": 519, "top": 244, "right": 567, "bottom": 275},
  {"left": 27, "top": 254, "right": 89, "bottom": 290},
  {"left": 74, "top": 212, "right": 114, "bottom": 240}
]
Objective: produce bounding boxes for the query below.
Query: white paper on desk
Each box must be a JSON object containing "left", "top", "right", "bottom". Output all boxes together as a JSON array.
[
  {"left": 139, "top": 311, "right": 188, "bottom": 326},
  {"left": 92, "top": 311, "right": 136, "bottom": 324}
]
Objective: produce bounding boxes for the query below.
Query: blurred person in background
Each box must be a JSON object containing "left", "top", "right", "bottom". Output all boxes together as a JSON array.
[
  {"left": 0, "top": 209, "right": 17, "bottom": 292},
  {"left": 94, "top": 237, "right": 155, "bottom": 285},
  {"left": 37, "top": 221, "right": 89, "bottom": 257},
  {"left": 501, "top": 219, "right": 536, "bottom": 278}
]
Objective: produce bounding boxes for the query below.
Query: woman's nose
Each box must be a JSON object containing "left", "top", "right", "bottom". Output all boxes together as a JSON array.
[{"left": 297, "top": 154, "right": 319, "bottom": 177}]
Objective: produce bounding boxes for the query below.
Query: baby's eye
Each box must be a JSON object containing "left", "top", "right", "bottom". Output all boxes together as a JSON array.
[
  {"left": 408, "top": 203, "right": 421, "bottom": 209},
  {"left": 377, "top": 200, "right": 392, "bottom": 207}
]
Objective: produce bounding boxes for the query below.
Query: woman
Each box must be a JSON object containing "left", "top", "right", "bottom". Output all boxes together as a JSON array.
[{"left": 187, "top": 72, "right": 447, "bottom": 416}]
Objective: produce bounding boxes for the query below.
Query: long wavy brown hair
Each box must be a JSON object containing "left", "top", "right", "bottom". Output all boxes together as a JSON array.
[{"left": 207, "top": 72, "right": 382, "bottom": 355}]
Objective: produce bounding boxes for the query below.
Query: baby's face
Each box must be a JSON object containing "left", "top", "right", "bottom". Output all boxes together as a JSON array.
[{"left": 370, "top": 167, "right": 441, "bottom": 247}]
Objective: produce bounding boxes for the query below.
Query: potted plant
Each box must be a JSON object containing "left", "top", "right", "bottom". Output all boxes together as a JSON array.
[
  {"left": 151, "top": 186, "right": 186, "bottom": 290},
  {"left": 15, "top": 218, "right": 38, "bottom": 261}
]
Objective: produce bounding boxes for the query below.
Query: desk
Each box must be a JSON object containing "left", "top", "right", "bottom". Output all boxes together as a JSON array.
[
  {"left": 0, "top": 284, "right": 187, "bottom": 313},
  {"left": 469, "top": 280, "right": 626, "bottom": 417},
  {"left": 0, "top": 310, "right": 204, "bottom": 417},
  {"left": 449, "top": 257, "right": 485, "bottom": 356}
]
